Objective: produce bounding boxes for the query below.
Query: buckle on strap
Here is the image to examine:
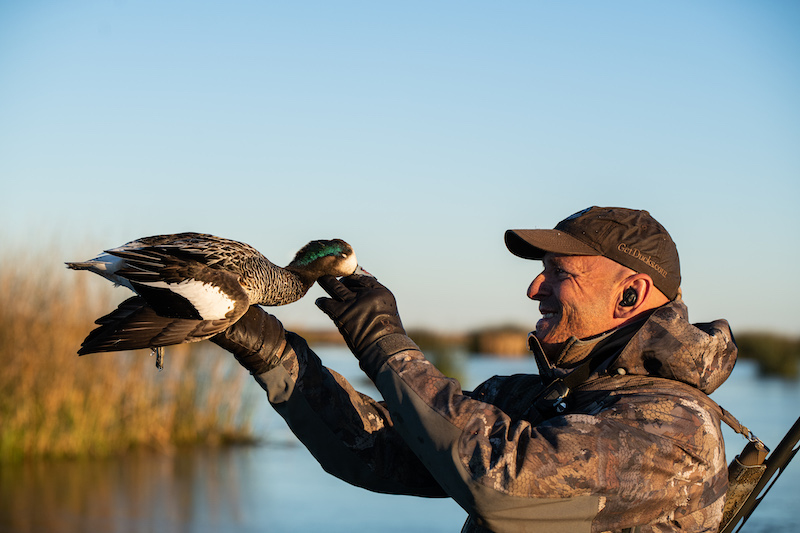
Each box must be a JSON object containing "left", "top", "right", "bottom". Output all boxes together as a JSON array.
[{"left": 533, "top": 378, "right": 571, "bottom": 416}]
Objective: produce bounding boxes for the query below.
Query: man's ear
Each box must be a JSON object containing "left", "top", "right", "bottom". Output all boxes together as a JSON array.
[{"left": 613, "top": 275, "right": 653, "bottom": 320}]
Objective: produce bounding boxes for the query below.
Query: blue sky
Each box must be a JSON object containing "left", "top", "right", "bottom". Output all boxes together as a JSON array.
[{"left": 2, "top": 1, "right": 798, "bottom": 335}]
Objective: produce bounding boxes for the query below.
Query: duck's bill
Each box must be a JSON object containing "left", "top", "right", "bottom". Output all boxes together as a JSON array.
[{"left": 351, "top": 265, "right": 375, "bottom": 278}]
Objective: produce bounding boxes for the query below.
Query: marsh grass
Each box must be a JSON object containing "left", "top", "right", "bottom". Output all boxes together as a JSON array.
[{"left": 0, "top": 251, "right": 257, "bottom": 461}]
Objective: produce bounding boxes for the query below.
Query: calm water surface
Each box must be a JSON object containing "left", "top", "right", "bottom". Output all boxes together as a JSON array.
[{"left": 2, "top": 351, "right": 797, "bottom": 533}]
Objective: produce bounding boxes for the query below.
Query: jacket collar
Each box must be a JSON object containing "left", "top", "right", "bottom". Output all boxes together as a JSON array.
[{"left": 528, "top": 298, "right": 737, "bottom": 393}]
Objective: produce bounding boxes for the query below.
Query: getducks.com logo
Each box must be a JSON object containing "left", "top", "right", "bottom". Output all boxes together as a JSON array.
[{"left": 617, "top": 243, "right": 669, "bottom": 279}]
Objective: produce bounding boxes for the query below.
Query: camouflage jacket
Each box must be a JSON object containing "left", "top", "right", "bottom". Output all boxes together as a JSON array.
[{"left": 254, "top": 298, "right": 737, "bottom": 533}]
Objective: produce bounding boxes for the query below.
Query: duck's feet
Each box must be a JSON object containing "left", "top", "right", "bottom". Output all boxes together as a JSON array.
[{"left": 151, "top": 346, "right": 164, "bottom": 371}]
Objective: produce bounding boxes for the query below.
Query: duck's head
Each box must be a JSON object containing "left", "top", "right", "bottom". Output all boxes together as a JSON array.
[{"left": 287, "top": 238, "right": 360, "bottom": 283}]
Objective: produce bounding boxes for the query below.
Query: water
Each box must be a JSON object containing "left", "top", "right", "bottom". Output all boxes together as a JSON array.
[{"left": 1, "top": 352, "right": 797, "bottom": 533}]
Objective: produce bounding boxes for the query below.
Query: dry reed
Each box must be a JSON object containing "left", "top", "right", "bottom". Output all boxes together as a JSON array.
[{"left": 0, "top": 250, "right": 258, "bottom": 461}]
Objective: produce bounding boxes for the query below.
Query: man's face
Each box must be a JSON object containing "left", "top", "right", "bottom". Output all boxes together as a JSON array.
[{"left": 527, "top": 253, "right": 629, "bottom": 359}]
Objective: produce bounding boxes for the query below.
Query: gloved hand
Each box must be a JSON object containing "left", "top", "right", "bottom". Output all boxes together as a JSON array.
[
  {"left": 211, "top": 305, "right": 287, "bottom": 375},
  {"left": 316, "top": 275, "right": 418, "bottom": 380}
]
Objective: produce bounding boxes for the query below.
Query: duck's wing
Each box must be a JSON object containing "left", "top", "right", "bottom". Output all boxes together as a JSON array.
[
  {"left": 134, "top": 234, "right": 263, "bottom": 269},
  {"left": 77, "top": 296, "right": 232, "bottom": 355},
  {"left": 108, "top": 247, "right": 250, "bottom": 322}
]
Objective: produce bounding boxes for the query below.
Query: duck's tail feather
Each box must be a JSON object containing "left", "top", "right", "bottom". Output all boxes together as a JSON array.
[
  {"left": 65, "top": 261, "right": 93, "bottom": 270},
  {"left": 65, "top": 255, "right": 134, "bottom": 290},
  {"left": 78, "top": 296, "right": 231, "bottom": 355}
]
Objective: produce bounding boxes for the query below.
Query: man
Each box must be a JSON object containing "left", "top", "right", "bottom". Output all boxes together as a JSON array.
[{"left": 212, "top": 206, "right": 736, "bottom": 532}]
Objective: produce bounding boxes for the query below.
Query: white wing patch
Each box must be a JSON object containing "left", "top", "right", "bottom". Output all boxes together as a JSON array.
[{"left": 138, "top": 279, "right": 237, "bottom": 320}]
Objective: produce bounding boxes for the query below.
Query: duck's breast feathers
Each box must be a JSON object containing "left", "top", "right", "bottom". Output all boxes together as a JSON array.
[{"left": 111, "top": 247, "right": 251, "bottom": 321}]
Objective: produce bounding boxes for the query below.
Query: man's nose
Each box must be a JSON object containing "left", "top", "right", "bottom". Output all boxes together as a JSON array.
[{"left": 527, "top": 272, "right": 546, "bottom": 300}]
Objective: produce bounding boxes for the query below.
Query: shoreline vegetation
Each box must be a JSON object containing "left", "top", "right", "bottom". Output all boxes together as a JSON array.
[
  {"left": 0, "top": 256, "right": 257, "bottom": 462},
  {"left": 1, "top": 255, "right": 797, "bottom": 462}
]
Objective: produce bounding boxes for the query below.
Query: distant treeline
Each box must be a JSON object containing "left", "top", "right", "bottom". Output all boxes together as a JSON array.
[
  {"left": 410, "top": 328, "right": 800, "bottom": 379},
  {"left": 735, "top": 332, "right": 800, "bottom": 379},
  {"left": 300, "top": 325, "right": 531, "bottom": 357},
  {"left": 301, "top": 327, "right": 800, "bottom": 379}
]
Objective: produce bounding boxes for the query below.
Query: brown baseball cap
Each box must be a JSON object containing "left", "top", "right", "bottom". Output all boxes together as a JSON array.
[{"left": 505, "top": 206, "right": 681, "bottom": 300}]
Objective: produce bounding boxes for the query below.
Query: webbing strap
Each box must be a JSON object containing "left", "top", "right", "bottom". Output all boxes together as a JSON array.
[{"left": 715, "top": 403, "right": 766, "bottom": 449}]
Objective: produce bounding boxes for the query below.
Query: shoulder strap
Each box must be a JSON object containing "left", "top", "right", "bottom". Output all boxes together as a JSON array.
[{"left": 715, "top": 403, "right": 764, "bottom": 445}]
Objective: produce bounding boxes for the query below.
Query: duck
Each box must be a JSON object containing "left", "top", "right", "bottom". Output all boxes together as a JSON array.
[{"left": 66, "top": 232, "right": 363, "bottom": 368}]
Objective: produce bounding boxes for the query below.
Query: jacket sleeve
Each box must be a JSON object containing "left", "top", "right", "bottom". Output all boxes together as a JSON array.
[
  {"left": 358, "top": 334, "right": 728, "bottom": 532},
  {"left": 251, "top": 332, "right": 448, "bottom": 498}
]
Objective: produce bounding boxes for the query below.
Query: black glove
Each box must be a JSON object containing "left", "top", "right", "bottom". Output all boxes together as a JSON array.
[
  {"left": 316, "top": 275, "right": 418, "bottom": 380},
  {"left": 211, "top": 305, "right": 287, "bottom": 375}
]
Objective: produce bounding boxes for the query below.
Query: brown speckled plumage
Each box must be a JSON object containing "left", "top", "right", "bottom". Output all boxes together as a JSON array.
[{"left": 67, "top": 233, "right": 359, "bottom": 363}]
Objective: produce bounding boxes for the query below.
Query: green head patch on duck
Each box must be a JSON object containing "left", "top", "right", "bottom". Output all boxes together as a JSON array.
[
  {"left": 292, "top": 239, "right": 351, "bottom": 266},
  {"left": 288, "top": 239, "right": 360, "bottom": 280}
]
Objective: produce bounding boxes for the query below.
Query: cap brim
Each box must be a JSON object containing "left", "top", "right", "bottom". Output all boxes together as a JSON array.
[{"left": 504, "top": 229, "right": 599, "bottom": 259}]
